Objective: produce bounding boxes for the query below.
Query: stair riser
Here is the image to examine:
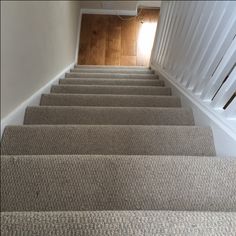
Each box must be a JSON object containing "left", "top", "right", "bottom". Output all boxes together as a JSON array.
[
  {"left": 50, "top": 85, "right": 171, "bottom": 96},
  {"left": 66, "top": 73, "right": 158, "bottom": 80},
  {"left": 75, "top": 65, "right": 150, "bottom": 70},
  {"left": 24, "top": 107, "right": 194, "bottom": 125},
  {"left": 1, "top": 155, "right": 234, "bottom": 212},
  {"left": 71, "top": 69, "right": 154, "bottom": 74},
  {"left": 1, "top": 126, "right": 216, "bottom": 156},
  {"left": 59, "top": 79, "right": 164, "bottom": 86},
  {"left": 40, "top": 94, "right": 181, "bottom": 107}
]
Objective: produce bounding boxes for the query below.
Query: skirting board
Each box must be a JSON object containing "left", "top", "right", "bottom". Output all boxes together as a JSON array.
[
  {"left": 75, "top": 9, "right": 82, "bottom": 63},
  {"left": 1, "top": 62, "right": 75, "bottom": 137},
  {"left": 81, "top": 8, "right": 137, "bottom": 16},
  {"left": 151, "top": 64, "right": 236, "bottom": 157}
]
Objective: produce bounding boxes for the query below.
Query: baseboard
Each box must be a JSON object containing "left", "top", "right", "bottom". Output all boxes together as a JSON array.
[
  {"left": 81, "top": 8, "right": 137, "bottom": 16},
  {"left": 1, "top": 62, "right": 75, "bottom": 137},
  {"left": 151, "top": 63, "right": 236, "bottom": 157},
  {"left": 75, "top": 8, "right": 82, "bottom": 63}
]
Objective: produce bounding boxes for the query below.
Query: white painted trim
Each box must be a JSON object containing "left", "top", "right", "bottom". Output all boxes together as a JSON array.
[
  {"left": 136, "top": 1, "right": 162, "bottom": 10},
  {"left": 151, "top": 63, "right": 236, "bottom": 156},
  {"left": 75, "top": 8, "right": 82, "bottom": 63},
  {"left": 81, "top": 8, "right": 137, "bottom": 16},
  {"left": 1, "top": 63, "right": 75, "bottom": 137}
]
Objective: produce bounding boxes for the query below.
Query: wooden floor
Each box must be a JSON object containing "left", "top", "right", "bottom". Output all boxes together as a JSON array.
[{"left": 78, "top": 9, "right": 159, "bottom": 66}]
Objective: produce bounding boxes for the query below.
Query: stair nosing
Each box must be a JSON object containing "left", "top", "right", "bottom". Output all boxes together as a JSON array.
[
  {"left": 52, "top": 84, "right": 170, "bottom": 89},
  {"left": 42, "top": 93, "right": 176, "bottom": 98}
]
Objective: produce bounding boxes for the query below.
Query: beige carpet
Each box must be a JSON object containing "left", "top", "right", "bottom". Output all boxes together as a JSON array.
[{"left": 1, "top": 65, "right": 234, "bottom": 235}]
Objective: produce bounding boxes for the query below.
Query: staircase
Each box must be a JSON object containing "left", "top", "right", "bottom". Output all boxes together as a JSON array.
[{"left": 1, "top": 66, "right": 236, "bottom": 235}]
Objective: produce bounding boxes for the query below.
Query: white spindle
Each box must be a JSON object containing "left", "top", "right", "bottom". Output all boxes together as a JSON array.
[
  {"left": 157, "top": 2, "right": 176, "bottom": 67},
  {"left": 150, "top": 0, "right": 236, "bottom": 125},
  {"left": 180, "top": 2, "right": 209, "bottom": 84},
  {"left": 201, "top": 38, "right": 236, "bottom": 101},
  {"left": 225, "top": 98, "right": 236, "bottom": 119},
  {"left": 211, "top": 67, "right": 236, "bottom": 109},
  {"left": 193, "top": 2, "right": 236, "bottom": 93},
  {"left": 188, "top": 2, "right": 229, "bottom": 91},
  {"left": 183, "top": 2, "right": 217, "bottom": 88},
  {"left": 172, "top": 2, "right": 199, "bottom": 74},
  {"left": 167, "top": 1, "right": 190, "bottom": 73},
  {"left": 195, "top": 8, "right": 236, "bottom": 93},
  {"left": 159, "top": 1, "right": 177, "bottom": 68},
  {"left": 150, "top": 2, "right": 167, "bottom": 64},
  {"left": 162, "top": 2, "right": 184, "bottom": 71},
  {"left": 175, "top": 1, "right": 204, "bottom": 79},
  {"left": 155, "top": 2, "right": 171, "bottom": 65}
]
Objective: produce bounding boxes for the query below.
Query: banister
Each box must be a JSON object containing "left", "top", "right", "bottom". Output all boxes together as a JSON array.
[{"left": 150, "top": 0, "right": 236, "bottom": 142}]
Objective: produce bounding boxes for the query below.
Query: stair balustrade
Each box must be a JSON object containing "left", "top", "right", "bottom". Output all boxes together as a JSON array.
[{"left": 150, "top": 1, "right": 236, "bottom": 135}]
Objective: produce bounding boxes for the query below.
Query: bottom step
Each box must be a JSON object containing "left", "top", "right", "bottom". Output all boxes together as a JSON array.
[{"left": 2, "top": 211, "right": 236, "bottom": 235}]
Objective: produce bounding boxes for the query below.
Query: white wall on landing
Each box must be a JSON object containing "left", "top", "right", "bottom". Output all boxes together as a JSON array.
[
  {"left": 80, "top": 1, "right": 161, "bottom": 13},
  {"left": 1, "top": 1, "right": 81, "bottom": 119}
]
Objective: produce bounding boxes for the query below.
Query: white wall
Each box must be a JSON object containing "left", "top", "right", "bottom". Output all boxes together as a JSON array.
[
  {"left": 1, "top": 1, "right": 81, "bottom": 119},
  {"left": 80, "top": 1, "right": 161, "bottom": 13}
]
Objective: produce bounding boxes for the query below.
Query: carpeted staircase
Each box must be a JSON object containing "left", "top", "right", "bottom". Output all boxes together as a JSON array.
[{"left": 1, "top": 66, "right": 236, "bottom": 235}]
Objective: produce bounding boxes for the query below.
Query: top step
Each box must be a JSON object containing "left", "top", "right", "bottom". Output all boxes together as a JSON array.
[
  {"left": 74, "top": 65, "right": 155, "bottom": 75},
  {"left": 66, "top": 72, "right": 158, "bottom": 80},
  {"left": 75, "top": 65, "right": 151, "bottom": 70}
]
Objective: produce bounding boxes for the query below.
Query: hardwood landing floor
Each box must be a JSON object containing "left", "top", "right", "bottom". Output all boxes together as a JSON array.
[{"left": 78, "top": 9, "right": 159, "bottom": 66}]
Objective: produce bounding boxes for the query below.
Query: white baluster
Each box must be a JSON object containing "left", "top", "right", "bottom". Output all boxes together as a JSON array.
[
  {"left": 201, "top": 38, "right": 236, "bottom": 101},
  {"left": 225, "top": 97, "right": 236, "bottom": 119},
  {"left": 211, "top": 67, "right": 236, "bottom": 109},
  {"left": 190, "top": 2, "right": 229, "bottom": 92}
]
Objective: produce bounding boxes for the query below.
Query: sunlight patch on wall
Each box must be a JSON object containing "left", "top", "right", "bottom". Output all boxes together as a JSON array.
[{"left": 137, "top": 22, "right": 157, "bottom": 66}]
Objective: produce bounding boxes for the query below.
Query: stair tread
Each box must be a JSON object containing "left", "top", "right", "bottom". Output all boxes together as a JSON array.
[
  {"left": 50, "top": 84, "right": 171, "bottom": 95},
  {"left": 24, "top": 106, "right": 194, "bottom": 125},
  {"left": 1, "top": 155, "right": 234, "bottom": 211},
  {"left": 2, "top": 211, "right": 235, "bottom": 235},
  {"left": 71, "top": 68, "right": 155, "bottom": 74},
  {"left": 40, "top": 94, "right": 181, "bottom": 107},
  {"left": 62, "top": 77, "right": 159, "bottom": 82},
  {"left": 59, "top": 78, "right": 164, "bottom": 86},
  {"left": 1, "top": 125, "right": 215, "bottom": 156},
  {"left": 2, "top": 64, "right": 227, "bottom": 231},
  {"left": 75, "top": 65, "right": 150, "bottom": 69},
  {"left": 66, "top": 72, "right": 158, "bottom": 79}
]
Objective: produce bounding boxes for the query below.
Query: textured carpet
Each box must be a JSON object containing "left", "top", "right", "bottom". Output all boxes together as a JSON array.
[
  {"left": 59, "top": 78, "right": 164, "bottom": 86},
  {"left": 40, "top": 94, "right": 181, "bottom": 107},
  {"left": 24, "top": 106, "right": 194, "bottom": 125},
  {"left": 66, "top": 72, "right": 158, "bottom": 79},
  {"left": 1, "top": 155, "right": 235, "bottom": 211},
  {"left": 50, "top": 85, "right": 171, "bottom": 95},
  {"left": 71, "top": 67, "right": 155, "bottom": 74},
  {"left": 1, "top": 125, "right": 215, "bottom": 156},
  {"left": 2, "top": 65, "right": 231, "bottom": 235},
  {"left": 2, "top": 211, "right": 236, "bottom": 236}
]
